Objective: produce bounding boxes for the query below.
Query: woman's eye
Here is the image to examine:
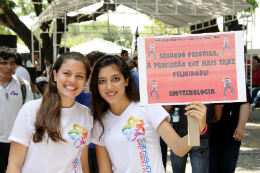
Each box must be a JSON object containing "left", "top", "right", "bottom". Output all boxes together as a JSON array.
[
  {"left": 77, "top": 75, "right": 84, "bottom": 78},
  {"left": 63, "top": 72, "right": 69, "bottom": 76},
  {"left": 99, "top": 80, "right": 105, "bottom": 83},
  {"left": 113, "top": 77, "right": 119, "bottom": 81}
]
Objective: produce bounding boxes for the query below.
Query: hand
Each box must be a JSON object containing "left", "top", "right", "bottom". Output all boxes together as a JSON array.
[
  {"left": 233, "top": 127, "right": 244, "bottom": 141},
  {"left": 185, "top": 101, "right": 207, "bottom": 132},
  {"left": 43, "top": 70, "right": 46, "bottom": 74}
]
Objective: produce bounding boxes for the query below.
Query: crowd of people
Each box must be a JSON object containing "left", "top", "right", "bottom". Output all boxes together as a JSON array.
[{"left": 0, "top": 45, "right": 252, "bottom": 173}]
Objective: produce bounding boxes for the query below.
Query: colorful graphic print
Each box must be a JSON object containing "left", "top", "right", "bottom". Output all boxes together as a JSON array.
[
  {"left": 122, "top": 116, "right": 145, "bottom": 141},
  {"left": 68, "top": 124, "right": 88, "bottom": 173},
  {"left": 68, "top": 124, "right": 88, "bottom": 148}
]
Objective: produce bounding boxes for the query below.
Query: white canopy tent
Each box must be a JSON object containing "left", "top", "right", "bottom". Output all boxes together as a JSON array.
[
  {"left": 70, "top": 37, "right": 131, "bottom": 55},
  {"left": 17, "top": 43, "right": 30, "bottom": 53},
  {"left": 30, "top": 0, "right": 253, "bottom": 62}
]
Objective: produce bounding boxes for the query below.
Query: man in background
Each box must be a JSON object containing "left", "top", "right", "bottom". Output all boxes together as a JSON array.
[
  {"left": 0, "top": 46, "right": 33, "bottom": 172},
  {"left": 43, "top": 57, "right": 52, "bottom": 79}
]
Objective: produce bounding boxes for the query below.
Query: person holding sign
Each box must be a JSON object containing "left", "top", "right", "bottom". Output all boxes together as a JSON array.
[
  {"left": 7, "top": 52, "right": 93, "bottom": 173},
  {"left": 209, "top": 86, "right": 252, "bottom": 173},
  {"left": 89, "top": 55, "right": 207, "bottom": 173}
]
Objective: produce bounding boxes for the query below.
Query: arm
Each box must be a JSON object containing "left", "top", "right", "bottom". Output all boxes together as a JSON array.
[
  {"left": 157, "top": 119, "right": 191, "bottom": 157},
  {"left": 157, "top": 101, "right": 206, "bottom": 157},
  {"left": 211, "top": 104, "right": 222, "bottom": 123},
  {"left": 6, "top": 142, "right": 28, "bottom": 173},
  {"left": 233, "top": 103, "right": 250, "bottom": 141},
  {"left": 162, "top": 105, "right": 174, "bottom": 112},
  {"left": 95, "top": 145, "right": 113, "bottom": 173},
  {"left": 81, "top": 145, "right": 90, "bottom": 173}
]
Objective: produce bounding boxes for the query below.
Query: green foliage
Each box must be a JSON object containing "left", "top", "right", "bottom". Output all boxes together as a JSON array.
[
  {"left": 60, "top": 21, "right": 133, "bottom": 48},
  {"left": 243, "top": 0, "right": 259, "bottom": 13},
  {"left": 0, "top": 0, "right": 16, "bottom": 14},
  {"left": 139, "top": 17, "right": 189, "bottom": 37},
  {"left": 0, "top": 25, "right": 13, "bottom": 34}
]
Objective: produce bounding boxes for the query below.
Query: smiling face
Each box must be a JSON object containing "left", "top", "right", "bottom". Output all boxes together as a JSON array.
[
  {"left": 53, "top": 59, "right": 87, "bottom": 106},
  {"left": 97, "top": 64, "right": 129, "bottom": 107},
  {"left": 0, "top": 57, "right": 16, "bottom": 81}
]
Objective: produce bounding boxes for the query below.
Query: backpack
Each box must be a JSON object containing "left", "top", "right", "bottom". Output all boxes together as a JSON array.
[{"left": 18, "top": 78, "right": 26, "bottom": 104}]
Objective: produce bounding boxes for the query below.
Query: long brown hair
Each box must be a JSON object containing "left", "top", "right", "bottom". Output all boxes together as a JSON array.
[
  {"left": 33, "top": 52, "right": 90, "bottom": 143},
  {"left": 90, "top": 55, "right": 139, "bottom": 138}
]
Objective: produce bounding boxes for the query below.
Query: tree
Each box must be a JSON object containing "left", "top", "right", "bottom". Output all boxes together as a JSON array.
[
  {"left": 0, "top": 0, "right": 119, "bottom": 67},
  {"left": 61, "top": 21, "right": 133, "bottom": 49}
]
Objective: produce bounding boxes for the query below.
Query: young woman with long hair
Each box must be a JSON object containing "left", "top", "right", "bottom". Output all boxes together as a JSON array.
[
  {"left": 7, "top": 52, "right": 92, "bottom": 173},
  {"left": 90, "top": 55, "right": 207, "bottom": 173}
]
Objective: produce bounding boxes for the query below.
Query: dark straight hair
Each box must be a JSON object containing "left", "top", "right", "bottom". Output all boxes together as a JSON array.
[
  {"left": 90, "top": 55, "right": 140, "bottom": 138},
  {"left": 33, "top": 52, "right": 90, "bottom": 143}
]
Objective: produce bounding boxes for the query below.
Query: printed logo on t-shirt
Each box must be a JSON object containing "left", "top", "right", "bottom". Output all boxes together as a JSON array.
[
  {"left": 10, "top": 91, "right": 18, "bottom": 95},
  {"left": 122, "top": 116, "right": 145, "bottom": 141},
  {"left": 137, "top": 138, "right": 152, "bottom": 173},
  {"left": 68, "top": 124, "right": 88, "bottom": 173}
]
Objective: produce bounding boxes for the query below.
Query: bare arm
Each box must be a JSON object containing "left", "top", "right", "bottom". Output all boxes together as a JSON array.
[
  {"left": 6, "top": 142, "right": 28, "bottom": 173},
  {"left": 157, "top": 101, "right": 207, "bottom": 157},
  {"left": 211, "top": 104, "right": 222, "bottom": 123},
  {"left": 95, "top": 145, "right": 113, "bottom": 173},
  {"left": 233, "top": 103, "right": 250, "bottom": 141},
  {"left": 81, "top": 145, "right": 90, "bottom": 173},
  {"left": 157, "top": 119, "right": 191, "bottom": 157}
]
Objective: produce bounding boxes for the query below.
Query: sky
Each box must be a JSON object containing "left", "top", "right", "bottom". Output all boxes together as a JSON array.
[{"left": 19, "top": 1, "right": 260, "bottom": 49}]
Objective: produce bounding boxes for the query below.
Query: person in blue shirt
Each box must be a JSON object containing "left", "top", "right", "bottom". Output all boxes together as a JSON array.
[{"left": 75, "top": 51, "right": 106, "bottom": 173}]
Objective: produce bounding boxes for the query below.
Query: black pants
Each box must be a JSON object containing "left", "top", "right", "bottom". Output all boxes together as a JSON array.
[
  {"left": 88, "top": 148, "right": 99, "bottom": 173},
  {"left": 209, "top": 142, "right": 240, "bottom": 173},
  {"left": 0, "top": 142, "right": 11, "bottom": 173},
  {"left": 160, "top": 137, "right": 167, "bottom": 170}
]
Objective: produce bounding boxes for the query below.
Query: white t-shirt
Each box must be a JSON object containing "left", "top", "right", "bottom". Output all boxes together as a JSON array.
[
  {"left": 9, "top": 99, "right": 93, "bottom": 173},
  {"left": 26, "top": 60, "right": 33, "bottom": 67},
  {"left": 45, "top": 64, "right": 52, "bottom": 79},
  {"left": 26, "top": 60, "right": 38, "bottom": 68},
  {"left": 91, "top": 102, "right": 170, "bottom": 173},
  {"left": 131, "top": 67, "right": 138, "bottom": 73},
  {"left": 14, "top": 66, "right": 31, "bottom": 83},
  {"left": 0, "top": 75, "right": 33, "bottom": 143}
]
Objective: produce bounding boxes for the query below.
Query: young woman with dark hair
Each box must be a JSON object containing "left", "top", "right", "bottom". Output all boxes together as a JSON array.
[
  {"left": 90, "top": 55, "right": 207, "bottom": 173},
  {"left": 7, "top": 52, "right": 93, "bottom": 173}
]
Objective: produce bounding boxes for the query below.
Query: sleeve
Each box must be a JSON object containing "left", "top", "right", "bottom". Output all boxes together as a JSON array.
[
  {"left": 90, "top": 121, "right": 105, "bottom": 146},
  {"left": 8, "top": 102, "right": 35, "bottom": 147},
  {"left": 24, "top": 80, "right": 34, "bottom": 102},
  {"left": 142, "top": 105, "right": 170, "bottom": 130}
]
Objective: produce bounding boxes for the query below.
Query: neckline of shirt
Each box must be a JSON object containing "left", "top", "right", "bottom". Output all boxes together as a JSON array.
[
  {"left": 107, "top": 101, "right": 135, "bottom": 119},
  {"left": 61, "top": 101, "right": 78, "bottom": 113}
]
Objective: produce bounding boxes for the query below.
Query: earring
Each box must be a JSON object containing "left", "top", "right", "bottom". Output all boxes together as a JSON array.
[{"left": 54, "top": 79, "right": 56, "bottom": 82}]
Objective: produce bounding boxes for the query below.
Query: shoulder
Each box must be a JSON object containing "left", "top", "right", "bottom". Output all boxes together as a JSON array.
[
  {"left": 134, "top": 102, "right": 166, "bottom": 114},
  {"left": 75, "top": 102, "right": 92, "bottom": 116},
  {"left": 20, "top": 99, "right": 42, "bottom": 114}
]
